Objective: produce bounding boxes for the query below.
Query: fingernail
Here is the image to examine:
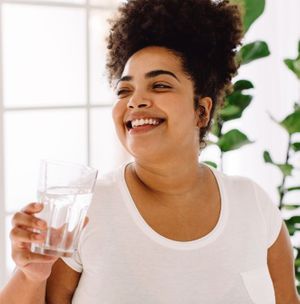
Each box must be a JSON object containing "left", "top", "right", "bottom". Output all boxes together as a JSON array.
[{"left": 34, "top": 203, "right": 42, "bottom": 208}]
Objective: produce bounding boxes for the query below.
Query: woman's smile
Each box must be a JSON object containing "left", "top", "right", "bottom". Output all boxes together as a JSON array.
[{"left": 126, "top": 117, "right": 166, "bottom": 135}]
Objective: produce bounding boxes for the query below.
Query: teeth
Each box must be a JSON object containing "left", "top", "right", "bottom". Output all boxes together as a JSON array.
[{"left": 131, "top": 118, "right": 161, "bottom": 128}]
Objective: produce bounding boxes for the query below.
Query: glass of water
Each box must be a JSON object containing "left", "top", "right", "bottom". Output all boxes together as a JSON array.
[{"left": 30, "top": 159, "right": 98, "bottom": 257}]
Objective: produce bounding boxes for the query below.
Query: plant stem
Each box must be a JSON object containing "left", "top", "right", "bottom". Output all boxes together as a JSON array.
[
  {"left": 217, "top": 117, "right": 224, "bottom": 172},
  {"left": 279, "top": 134, "right": 292, "bottom": 210}
]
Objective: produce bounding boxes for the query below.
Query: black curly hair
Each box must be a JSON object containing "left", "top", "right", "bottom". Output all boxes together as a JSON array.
[{"left": 106, "top": 0, "right": 243, "bottom": 149}]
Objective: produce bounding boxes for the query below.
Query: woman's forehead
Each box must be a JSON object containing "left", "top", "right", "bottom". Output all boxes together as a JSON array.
[{"left": 121, "top": 46, "right": 183, "bottom": 78}]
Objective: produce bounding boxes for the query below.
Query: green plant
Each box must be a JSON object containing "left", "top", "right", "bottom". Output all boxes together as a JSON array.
[
  {"left": 263, "top": 41, "right": 300, "bottom": 292},
  {"left": 204, "top": 0, "right": 270, "bottom": 170}
]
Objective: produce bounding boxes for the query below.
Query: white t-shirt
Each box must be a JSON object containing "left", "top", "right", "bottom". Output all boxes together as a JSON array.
[{"left": 62, "top": 162, "right": 283, "bottom": 304}]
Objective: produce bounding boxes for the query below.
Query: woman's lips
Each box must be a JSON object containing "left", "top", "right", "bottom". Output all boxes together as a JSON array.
[{"left": 127, "top": 120, "right": 165, "bottom": 135}]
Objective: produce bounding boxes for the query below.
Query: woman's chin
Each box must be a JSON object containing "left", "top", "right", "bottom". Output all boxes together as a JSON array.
[{"left": 127, "top": 145, "right": 167, "bottom": 162}]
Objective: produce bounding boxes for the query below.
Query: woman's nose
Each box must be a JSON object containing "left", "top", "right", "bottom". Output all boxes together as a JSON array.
[{"left": 127, "top": 94, "right": 152, "bottom": 109}]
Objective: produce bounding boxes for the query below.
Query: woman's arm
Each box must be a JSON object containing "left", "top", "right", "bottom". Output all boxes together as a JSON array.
[
  {"left": 0, "top": 203, "right": 85, "bottom": 304},
  {"left": 0, "top": 269, "right": 47, "bottom": 304},
  {"left": 46, "top": 259, "right": 81, "bottom": 304},
  {"left": 268, "top": 221, "right": 300, "bottom": 304},
  {"left": 0, "top": 259, "right": 81, "bottom": 304}
]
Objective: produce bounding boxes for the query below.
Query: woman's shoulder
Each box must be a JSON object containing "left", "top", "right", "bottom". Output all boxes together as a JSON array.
[
  {"left": 94, "top": 162, "right": 128, "bottom": 189},
  {"left": 86, "top": 163, "right": 129, "bottom": 216},
  {"left": 207, "top": 164, "right": 279, "bottom": 214},
  {"left": 204, "top": 162, "right": 256, "bottom": 190}
]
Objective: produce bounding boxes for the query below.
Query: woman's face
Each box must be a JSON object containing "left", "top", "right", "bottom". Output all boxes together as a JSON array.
[{"left": 112, "top": 46, "right": 211, "bottom": 162}]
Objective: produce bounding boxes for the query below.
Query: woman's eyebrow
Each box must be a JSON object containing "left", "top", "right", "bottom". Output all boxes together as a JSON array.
[
  {"left": 116, "top": 75, "right": 132, "bottom": 87},
  {"left": 145, "top": 70, "right": 180, "bottom": 82},
  {"left": 116, "top": 69, "right": 180, "bottom": 87}
]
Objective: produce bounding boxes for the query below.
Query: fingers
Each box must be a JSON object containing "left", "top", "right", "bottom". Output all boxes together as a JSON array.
[
  {"left": 21, "top": 202, "right": 44, "bottom": 215},
  {"left": 10, "top": 203, "right": 47, "bottom": 250},
  {"left": 13, "top": 250, "right": 58, "bottom": 268},
  {"left": 10, "top": 227, "right": 45, "bottom": 244},
  {"left": 10, "top": 203, "right": 59, "bottom": 276},
  {"left": 11, "top": 209, "right": 47, "bottom": 231}
]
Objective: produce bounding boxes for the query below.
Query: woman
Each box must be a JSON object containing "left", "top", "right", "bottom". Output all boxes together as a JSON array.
[{"left": 1, "top": 0, "right": 298, "bottom": 303}]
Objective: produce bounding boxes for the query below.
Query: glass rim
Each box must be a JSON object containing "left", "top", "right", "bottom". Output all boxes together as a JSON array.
[{"left": 40, "top": 159, "right": 98, "bottom": 174}]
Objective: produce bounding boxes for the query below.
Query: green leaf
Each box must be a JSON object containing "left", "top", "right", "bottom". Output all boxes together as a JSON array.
[
  {"left": 286, "top": 186, "right": 300, "bottom": 192},
  {"left": 220, "top": 92, "right": 252, "bottom": 121},
  {"left": 239, "top": 41, "right": 270, "bottom": 65},
  {"left": 286, "top": 216, "right": 300, "bottom": 225},
  {"left": 263, "top": 151, "right": 273, "bottom": 164},
  {"left": 220, "top": 105, "right": 241, "bottom": 119},
  {"left": 284, "top": 59, "right": 300, "bottom": 79},
  {"left": 217, "top": 129, "right": 253, "bottom": 152},
  {"left": 285, "top": 216, "right": 300, "bottom": 236},
  {"left": 280, "top": 111, "right": 300, "bottom": 135},
  {"left": 277, "top": 164, "right": 294, "bottom": 177},
  {"left": 203, "top": 161, "right": 218, "bottom": 169},
  {"left": 227, "top": 92, "right": 253, "bottom": 109},
  {"left": 230, "top": 0, "right": 265, "bottom": 33},
  {"left": 295, "top": 259, "right": 300, "bottom": 267},
  {"left": 284, "top": 42, "right": 300, "bottom": 79},
  {"left": 282, "top": 204, "right": 300, "bottom": 210},
  {"left": 292, "top": 143, "right": 300, "bottom": 152},
  {"left": 211, "top": 120, "right": 221, "bottom": 137},
  {"left": 296, "top": 269, "right": 300, "bottom": 281},
  {"left": 287, "top": 224, "right": 297, "bottom": 236},
  {"left": 263, "top": 151, "right": 294, "bottom": 177},
  {"left": 234, "top": 80, "right": 254, "bottom": 91}
]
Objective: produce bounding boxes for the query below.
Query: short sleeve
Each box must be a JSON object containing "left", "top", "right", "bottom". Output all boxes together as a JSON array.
[
  {"left": 61, "top": 249, "right": 83, "bottom": 273},
  {"left": 251, "top": 181, "right": 283, "bottom": 248}
]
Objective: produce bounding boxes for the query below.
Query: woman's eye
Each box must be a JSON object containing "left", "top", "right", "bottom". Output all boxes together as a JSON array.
[
  {"left": 153, "top": 83, "right": 171, "bottom": 89},
  {"left": 116, "top": 89, "right": 130, "bottom": 96}
]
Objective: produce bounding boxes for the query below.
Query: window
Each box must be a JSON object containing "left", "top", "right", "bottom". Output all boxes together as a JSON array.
[
  {"left": 1, "top": 0, "right": 300, "bottom": 289},
  {"left": 0, "top": 0, "right": 130, "bottom": 287}
]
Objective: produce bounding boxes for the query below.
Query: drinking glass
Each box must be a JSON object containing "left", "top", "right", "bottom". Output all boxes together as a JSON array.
[{"left": 30, "top": 159, "right": 98, "bottom": 257}]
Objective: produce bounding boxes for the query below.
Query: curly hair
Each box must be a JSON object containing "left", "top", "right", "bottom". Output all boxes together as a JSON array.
[{"left": 106, "top": 0, "right": 243, "bottom": 150}]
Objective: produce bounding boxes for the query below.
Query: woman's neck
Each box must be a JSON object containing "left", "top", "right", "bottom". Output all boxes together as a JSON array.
[{"left": 128, "top": 158, "right": 207, "bottom": 202}]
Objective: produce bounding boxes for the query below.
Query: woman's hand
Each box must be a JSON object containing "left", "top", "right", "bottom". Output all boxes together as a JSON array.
[{"left": 10, "top": 202, "right": 58, "bottom": 283}]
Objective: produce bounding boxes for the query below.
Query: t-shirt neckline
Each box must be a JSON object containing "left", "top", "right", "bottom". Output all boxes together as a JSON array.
[{"left": 118, "top": 162, "right": 229, "bottom": 250}]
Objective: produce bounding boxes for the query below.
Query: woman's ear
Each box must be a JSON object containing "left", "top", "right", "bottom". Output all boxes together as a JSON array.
[{"left": 194, "top": 96, "right": 212, "bottom": 128}]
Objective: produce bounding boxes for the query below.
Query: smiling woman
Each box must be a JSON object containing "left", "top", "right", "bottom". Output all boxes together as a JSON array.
[
  {"left": 0, "top": 0, "right": 299, "bottom": 304},
  {"left": 107, "top": 0, "right": 243, "bottom": 151},
  {"left": 112, "top": 46, "right": 207, "bottom": 161}
]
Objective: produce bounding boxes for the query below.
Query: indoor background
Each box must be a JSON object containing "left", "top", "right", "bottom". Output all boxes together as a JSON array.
[{"left": 0, "top": 0, "right": 299, "bottom": 288}]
